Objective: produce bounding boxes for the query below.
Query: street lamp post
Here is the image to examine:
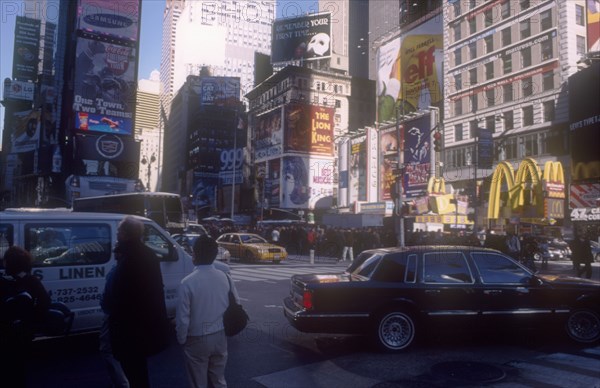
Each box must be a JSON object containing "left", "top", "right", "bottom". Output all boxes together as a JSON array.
[{"left": 141, "top": 153, "right": 156, "bottom": 192}]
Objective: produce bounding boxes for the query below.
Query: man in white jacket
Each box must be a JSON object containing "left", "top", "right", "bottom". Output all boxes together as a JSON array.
[{"left": 176, "top": 235, "right": 239, "bottom": 388}]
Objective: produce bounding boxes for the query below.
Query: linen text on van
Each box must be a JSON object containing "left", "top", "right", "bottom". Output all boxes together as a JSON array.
[{"left": 59, "top": 266, "right": 105, "bottom": 280}]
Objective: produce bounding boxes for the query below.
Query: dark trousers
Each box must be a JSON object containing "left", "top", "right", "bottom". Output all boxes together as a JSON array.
[
  {"left": 577, "top": 261, "right": 593, "bottom": 279},
  {"left": 119, "top": 352, "right": 150, "bottom": 388}
]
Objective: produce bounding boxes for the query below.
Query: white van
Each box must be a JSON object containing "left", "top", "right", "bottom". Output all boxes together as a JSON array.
[{"left": 0, "top": 208, "right": 227, "bottom": 334}]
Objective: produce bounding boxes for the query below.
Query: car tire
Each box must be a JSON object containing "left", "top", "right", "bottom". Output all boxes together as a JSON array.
[
  {"left": 566, "top": 309, "right": 600, "bottom": 344},
  {"left": 373, "top": 310, "right": 416, "bottom": 352}
]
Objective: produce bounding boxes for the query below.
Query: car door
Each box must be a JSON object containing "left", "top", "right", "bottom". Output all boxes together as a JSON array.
[
  {"left": 419, "top": 251, "right": 480, "bottom": 328},
  {"left": 470, "top": 251, "right": 552, "bottom": 327}
]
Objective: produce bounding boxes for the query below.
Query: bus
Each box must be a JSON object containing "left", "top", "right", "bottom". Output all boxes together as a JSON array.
[{"left": 73, "top": 192, "right": 185, "bottom": 232}]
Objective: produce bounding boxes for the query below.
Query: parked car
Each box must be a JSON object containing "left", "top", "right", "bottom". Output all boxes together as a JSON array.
[
  {"left": 522, "top": 235, "right": 572, "bottom": 262},
  {"left": 284, "top": 246, "right": 600, "bottom": 352},
  {"left": 172, "top": 233, "right": 231, "bottom": 263},
  {"left": 216, "top": 233, "right": 287, "bottom": 263},
  {"left": 591, "top": 240, "right": 600, "bottom": 262}
]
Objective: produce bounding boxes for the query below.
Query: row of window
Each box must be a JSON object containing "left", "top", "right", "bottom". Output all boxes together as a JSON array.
[
  {"left": 445, "top": 131, "right": 550, "bottom": 169},
  {"left": 452, "top": 0, "right": 532, "bottom": 20}
]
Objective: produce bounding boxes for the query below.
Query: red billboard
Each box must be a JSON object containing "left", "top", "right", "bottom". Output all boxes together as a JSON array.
[{"left": 284, "top": 104, "right": 334, "bottom": 156}]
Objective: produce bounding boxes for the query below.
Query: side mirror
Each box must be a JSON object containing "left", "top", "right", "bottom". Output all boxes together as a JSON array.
[{"left": 528, "top": 276, "right": 543, "bottom": 286}]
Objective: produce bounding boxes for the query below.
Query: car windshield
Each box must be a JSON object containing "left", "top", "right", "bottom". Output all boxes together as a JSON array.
[{"left": 241, "top": 235, "right": 267, "bottom": 244}]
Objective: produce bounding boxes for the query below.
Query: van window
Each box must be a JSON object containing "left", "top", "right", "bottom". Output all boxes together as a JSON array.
[
  {"left": 0, "top": 224, "right": 14, "bottom": 259},
  {"left": 143, "top": 224, "right": 177, "bottom": 262},
  {"left": 24, "top": 223, "right": 112, "bottom": 267}
]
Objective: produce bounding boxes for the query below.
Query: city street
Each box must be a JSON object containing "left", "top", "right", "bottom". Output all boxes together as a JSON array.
[{"left": 26, "top": 259, "right": 600, "bottom": 387}]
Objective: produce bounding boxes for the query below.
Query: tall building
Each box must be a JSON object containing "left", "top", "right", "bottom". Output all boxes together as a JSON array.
[
  {"left": 368, "top": 0, "right": 401, "bottom": 81},
  {"left": 135, "top": 70, "right": 161, "bottom": 191},
  {"left": 442, "top": 0, "right": 586, "bottom": 227}
]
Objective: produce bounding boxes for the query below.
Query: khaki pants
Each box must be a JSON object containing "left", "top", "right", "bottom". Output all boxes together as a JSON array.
[{"left": 183, "top": 330, "right": 228, "bottom": 388}]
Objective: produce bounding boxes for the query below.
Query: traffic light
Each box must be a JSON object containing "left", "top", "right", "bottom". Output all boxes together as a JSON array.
[{"left": 433, "top": 131, "right": 442, "bottom": 152}]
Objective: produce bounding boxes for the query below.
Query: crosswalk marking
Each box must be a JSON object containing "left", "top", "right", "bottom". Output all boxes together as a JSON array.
[
  {"left": 583, "top": 347, "right": 600, "bottom": 356},
  {"left": 506, "top": 359, "right": 600, "bottom": 387},
  {"left": 541, "top": 352, "right": 600, "bottom": 374},
  {"left": 230, "top": 265, "right": 344, "bottom": 282}
]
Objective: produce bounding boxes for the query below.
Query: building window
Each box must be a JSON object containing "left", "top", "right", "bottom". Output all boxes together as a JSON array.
[
  {"left": 486, "top": 116, "right": 496, "bottom": 132},
  {"left": 504, "top": 110, "right": 514, "bottom": 130},
  {"left": 484, "top": 9, "right": 494, "bottom": 27},
  {"left": 541, "top": 10, "right": 552, "bottom": 31},
  {"left": 503, "top": 55, "right": 512, "bottom": 74},
  {"left": 485, "top": 62, "right": 494, "bottom": 80},
  {"left": 486, "top": 88, "right": 496, "bottom": 107},
  {"left": 470, "top": 93, "right": 478, "bottom": 111},
  {"left": 576, "top": 4, "right": 585, "bottom": 25},
  {"left": 335, "top": 99, "right": 341, "bottom": 108},
  {"left": 502, "top": 28, "right": 511, "bottom": 46},
  {"left": 501, "top": 1, "right": 511, "bottom": 19},
  {"left": 454, "top": 73, "right": 462, "bottom": 91},
  {"left": 470, "top": 120, "right": 478, "bottom": 138},
  {"left": 455, "top": 123, "right": 464, "bottom": 141},
  {"left": 542, "top": 71, "right": 554, "bottom": 91},
  {"left": 522, "top": 106, "right": 534, "bottom": 126},
  {"left": 455, "top": 98, "right": 463, "bottom": 116},
  {"left": 520, "top": 0, "right": 530, "bottom": 10},
  {"left": 543, "top": 100, "right": 555, "bottom": 122},
  {"left": 469, "top": 17, "right": 476, "bottom": 35},
  {"left": 469, "top": 0, "right": 477, "bottom": 9},
  {"left": 469, "top": 68, "right": 477, "bottom": 85},
  {"left": 469, "top": 41, "right": 477, "bottom": 59},
  {"left": 455, "top": 49, "right": 462, "bottom": 66},
  {"left": 522, "top": 76, "right": 533, "bottom": 97},
  {"left": 521, "top": 47, "right": 532, "bottom": 67},
  {"left": 503, "top": 83, "right": 513, "bottom": 103},
  {"left": 521, "top": 133, "right": 539, "bottom": 157},
  {"left": 454, "top": 23, "right": 462, "bottom": 41},
  {"left": 541, "top": 39, "right": 553, "bottom": 61},
  {"left": 520, "top": 20, "right": 531, "bottom": 39},
  {"left": 485, "top": 35, "right": 494, "bottom": 53},
  {"left": 577, "top": 35, "right": 586, "bottom": 56},
  {"left": 454, "top": 1, "right": 461, "bottom": 17}
]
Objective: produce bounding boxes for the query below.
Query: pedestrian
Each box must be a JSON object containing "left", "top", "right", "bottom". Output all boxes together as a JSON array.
[
  {"left": 342, "top": 229, "right": 354, "bottom": 262},
  {"left": 176, "top": 234, "right": 238, "bottom": 388},
  {"left": 104, "top": 216, "right": 170, "bottom": 388},
  {"left": 0, "top": 246, "right": 51, "bottom": 388},
  {"left": 505, "top": 231, "right": 521, "bottom": 260},
  {"left": 570, "top": 232, "right": 593, "bottom": 279},
  {"left": 100, "top": 242, "right": 130, "bottom": 388},
  {"left": 271, "top": 227, "right": 280, "bottom": 244}
]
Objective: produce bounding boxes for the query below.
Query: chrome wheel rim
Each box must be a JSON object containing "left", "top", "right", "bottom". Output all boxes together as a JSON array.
[
  {"left": 567, "top": 310, "right": 600, "bottom": 343},
  {"left": 379, "top": 312, "right": 414, "bottom": 349}
]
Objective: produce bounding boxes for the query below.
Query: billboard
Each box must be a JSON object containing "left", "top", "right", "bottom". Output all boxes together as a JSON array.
[
  {"left": 268, "top": 158, "right": 281, "bottom": 208},
  {"left": 11, "top": 109, "right": 40, "bottom": 153},
  {"left": 192, "top": 171, "right": 218, "bottom": 211},
  {"left": 589, "top": 0, "right": 600, "bottom": 51},
  {"left": 284, "top": 103, "right": 334, "bottom": 155},
  {"left": 376, "top": 18, "right": 443, "bottom": 121},
  {"left": 13, "top": 16, "right": 41, "bottom": 81},
  {"left": 3, "top": 79, "right": 35, "bottom": 101},
  {"left": 199, "top": 77, "right": 241, "bottom": 107},
  {"left": 75, "top": 133, "right": 139, "bottom": 162},
  {"left": 255, "top": 108, "right": 283, "bottom": 160},
  {"left": 73, "top": 37, "right": 136, "bottom": 135},
  {"left": 307, "top": 158, "right": 335, "bottom": 209},
  {"left": 78, "top": 0, "right": 140, "bottom": 41},
  {"left": 402, "top": 115, "right": 431, "bottom": 199},
  {"left": 349, "top": 135, "right": 367, "bottom": 203},
  {"left": 271, "top": 13, "right": 331, "bottom": 63},
  {"left": 280, "top": 156, "right": 334, "bottom": 209},
  {"left": 379, "top": 127, "right": 398, "bottom": 201}
]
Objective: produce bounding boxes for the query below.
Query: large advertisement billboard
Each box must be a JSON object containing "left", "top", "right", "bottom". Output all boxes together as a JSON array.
[
  {"left": 308, "top": 157, "right": 335, "bottom": 209},
  {"left": 271, "top": 13, "right": 331, "bottom": 64},
  {"left": 75, "top": 133, "right": 139, "bottom": 162},
  {"left": 254, "top": 108, "right": 283, "bottom": 160},
  {"left": 280, "top": 156, "right": 334, "bottom": 209},
  {"left": 11, "top": 109, "right": 40, "bottom": 153},
  {"left": 284, "top": 103, "right": 334, "bottom": 155},
  {"left": 13, "top": 16, "right": 41, "bottom": 81},
  {"left": 589, "top": 0, "right": 600, "bottom": 51},
  {"left": 349, "top": 135, "right": 367, "bottom": 203},
  {"left": 73, "top": 37, "right": 136, "bottom": 135},
  {"left": 78, "top": 0, "right": 140, "bottom": 41},
  {"left": 402, "top": 115, "right": 431, "bottom": 199},
  {"left": 379, "top": 127, "right": 398, "bottom": 201},
  {"left": 376, "top": 18, "right": 443, "bottom": 121},
  {"left": 199, "top": 77, "right": 241, "bottom": 107}
]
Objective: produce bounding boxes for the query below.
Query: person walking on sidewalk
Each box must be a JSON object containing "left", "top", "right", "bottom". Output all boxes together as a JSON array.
[
  {"left": 570, "top": 232, "right": 593, "bottom": 279},
  {"left": 342, "top": 229, "right": 354, "bottom": 262}
]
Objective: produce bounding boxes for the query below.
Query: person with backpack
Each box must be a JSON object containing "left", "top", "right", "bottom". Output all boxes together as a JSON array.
[{"left": 0, "top": 246, "right": 51, "bottom": 388}]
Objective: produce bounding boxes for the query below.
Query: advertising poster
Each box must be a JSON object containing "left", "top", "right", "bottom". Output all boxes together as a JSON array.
[
  {"left": 11, "top": 109, "right": 40, "bottom": 153},
  {"left": 42, "top": 22, "right": 57, "bottom": 77},
  {"left": 255, "top": 108, "right": 283, "bottom": 160},
  {"left": 350, "top": 135, "right": 367, "bottom": 203},
  {"left": 73, "top": 37, "right": 136, "bottom": 135},
  {"left": 477, "top": 127, "right": 494, "bottom": 169},
  {"left": 376, "top": 18, "right": 443, "bottom": 121},
  {"left": 192, "top": 171, "right": 218, "bottom": 211},
  {"left": 284, "top": 104, "right": 334, "bottom": 155},
  {"left": 199, "top": 77, "right": 241, "bottom": 107},
  {"left": 403, "top": 115, "right": 431, "bottom": 199},
  {"left": 3, "top": 79, "right": 35, "bottom": 101},
  {"left": 588, "top": 0, "right": 600, "bottom": 51},
  {"left": 308, "top": 157, "right": 335, "bottom": 209},
  {"left": 379, "top": 127, "right": 398, "bottom": 201},
  {"left": 78, "top": 0, "right": 140, "bottom": 41},
  {"left": 271, "top": 13, "right": 331, "bottom": 63},
  {"left": 281, "top": 156, "right": 310, "bottom": 208},
  {"left": 13, "top": 16, "right": 41, "bottom": 81},
  {"left": 268, "top": 158, "right": 281, "bottom": 208},
  {"left": 75, "top": 133, "right": 139, "bottom": 162}
]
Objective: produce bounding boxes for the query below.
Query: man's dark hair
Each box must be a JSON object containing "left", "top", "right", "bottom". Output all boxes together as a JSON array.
[
  {"left": 193, "top": 235, "right": 218, "bottom": 265},
  {"left": 3, "top": 246, "right": 33, "bottom": 276}
]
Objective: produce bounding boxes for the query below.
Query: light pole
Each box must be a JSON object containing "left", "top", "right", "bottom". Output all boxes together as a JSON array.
[
  {"left": 230, "top": 109, "right": 243, "bottom": 220},
  {"left": 141, "top": 153, "right": 156, "bottom": 192}
]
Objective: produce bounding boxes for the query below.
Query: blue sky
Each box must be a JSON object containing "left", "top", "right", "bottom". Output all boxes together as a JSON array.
[{"left": 0, "top": 0, "right": 318, "bottom": 144}]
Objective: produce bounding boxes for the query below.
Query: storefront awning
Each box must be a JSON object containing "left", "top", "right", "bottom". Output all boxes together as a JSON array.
[{"left": 415, "top": 215, "right": 473, "bottom": 225}]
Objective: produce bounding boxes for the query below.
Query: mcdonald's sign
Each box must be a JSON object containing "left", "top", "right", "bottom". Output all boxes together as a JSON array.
[{"left": 544, "top": 198, "right": 564, "bottom": 219}]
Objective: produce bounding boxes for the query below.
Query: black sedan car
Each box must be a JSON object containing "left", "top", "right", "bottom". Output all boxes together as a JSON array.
[{"left": 283, "top": 246, "right": 600, "bottom": 352}]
